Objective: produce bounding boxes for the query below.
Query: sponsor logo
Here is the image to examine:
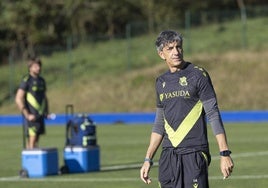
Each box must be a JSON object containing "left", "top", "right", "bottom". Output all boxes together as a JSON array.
[
  {"left": 162, "top": 82, "right": 166, "bottom": 88},
  {"left": 159, "top": 90, "right": 190, "bottom": 101},
  {"left": 193, "top": 179, "right": 198, "bottom": 188}
]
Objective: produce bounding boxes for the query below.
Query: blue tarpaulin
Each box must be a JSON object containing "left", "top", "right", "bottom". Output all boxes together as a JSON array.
[{"left": 0, "top": 111, "right": 267, "bottom": 126}]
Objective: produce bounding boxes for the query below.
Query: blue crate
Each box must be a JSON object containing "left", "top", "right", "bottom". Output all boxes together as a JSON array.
[
  {"left": 64, "top": 146, "right": 100, "bottom": 173},
  {"left": 21, "top": 148, "right": 58, "bottom": 178}
]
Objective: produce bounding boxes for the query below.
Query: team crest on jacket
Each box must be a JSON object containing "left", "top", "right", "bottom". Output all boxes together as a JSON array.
[{"left": 179, "top": 76, "right": 187, "bottom": 86}]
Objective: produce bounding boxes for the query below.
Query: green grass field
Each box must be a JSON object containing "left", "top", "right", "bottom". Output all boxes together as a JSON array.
[{"left": 0, "top": 123, "right": 267, "bottom": 188}]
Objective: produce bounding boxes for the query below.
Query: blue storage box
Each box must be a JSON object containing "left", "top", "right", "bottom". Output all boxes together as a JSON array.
[
  {"left": 21, "top": 148, "right": 58, "bottom": 178},
  {"left": 64, "top": 146, "right": 100, "bottom": 173}
]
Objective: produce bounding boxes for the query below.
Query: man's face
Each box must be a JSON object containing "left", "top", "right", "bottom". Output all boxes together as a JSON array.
[
  {"left": 29, "top": 63, "right": 41, "bottom": 76},
  {"left": 158, "top": 41, "right": 184, "bottom": 71}
]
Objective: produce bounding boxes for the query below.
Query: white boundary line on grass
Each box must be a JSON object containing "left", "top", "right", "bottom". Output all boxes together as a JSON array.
[
  {"left": 1, "top": 174, "right": 268, "bottom": 182},
  {"left": 1, "top": 151, "right": 268, "bottom": 182}
]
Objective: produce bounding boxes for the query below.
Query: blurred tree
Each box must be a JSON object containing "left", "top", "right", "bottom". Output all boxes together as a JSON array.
[
  {"left": 0, "top": 0, "right": 70, "bottom": 61},
  {"left": 139, "top": 0, "right": 155, "bottom": 33},
  {"left": 0, "top": 0, "right": 266, "bottom": 64},
  {"left": 84, "top": 0, "right": 145, "bottom": 38}
]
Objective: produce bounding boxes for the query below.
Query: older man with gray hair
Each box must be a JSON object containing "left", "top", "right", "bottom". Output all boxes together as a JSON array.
[{"left": 140, "top": 30, "right": 234, "bottom": 188}]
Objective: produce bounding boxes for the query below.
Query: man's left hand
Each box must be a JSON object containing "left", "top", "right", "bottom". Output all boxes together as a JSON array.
[{"left": 220, "top": 156, "right": 234, "bottom": 179}]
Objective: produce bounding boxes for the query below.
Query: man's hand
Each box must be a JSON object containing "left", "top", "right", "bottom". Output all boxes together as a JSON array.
[
  {"left": 26, "top": 114, "right": 36, "bottom": 121},
  {"left": 220, "top": 156, "right": 234, "bottom": 179},
  {"left": 140, "top": 162, "right": 152, "bottom": 184}
]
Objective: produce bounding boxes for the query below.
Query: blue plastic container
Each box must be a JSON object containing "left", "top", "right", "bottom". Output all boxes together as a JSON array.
[
  {"left": 21, "top": 148, "right": 58, "bottom": 178},
  {"left": 64, "top": 146, "right": 100, "bottom": 173}
]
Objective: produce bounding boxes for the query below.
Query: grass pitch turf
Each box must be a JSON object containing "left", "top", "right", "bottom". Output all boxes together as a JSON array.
[{"left": 0, "top": 123, "right": 267, "bottom": 188}]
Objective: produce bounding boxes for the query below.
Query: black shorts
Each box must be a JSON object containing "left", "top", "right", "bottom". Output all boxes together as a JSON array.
[
  {"left": 158, "top": 148, "right": 210, "bottom": 188},
  {"left": 23, "top": 116, "right": 45, "bottom": 136}
]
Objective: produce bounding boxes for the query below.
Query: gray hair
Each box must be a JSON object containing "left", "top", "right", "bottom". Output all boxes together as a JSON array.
[{"left": 155, "top": 30, "right": 183, "bottom": 52}]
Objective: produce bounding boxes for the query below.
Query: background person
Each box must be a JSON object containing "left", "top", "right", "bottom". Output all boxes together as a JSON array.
[
  {"left": 15, "top": 57, "right": 49, "bottom": 149},
  {"left": 140, "top": 30, "right": 234, "bottom": 187}
]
